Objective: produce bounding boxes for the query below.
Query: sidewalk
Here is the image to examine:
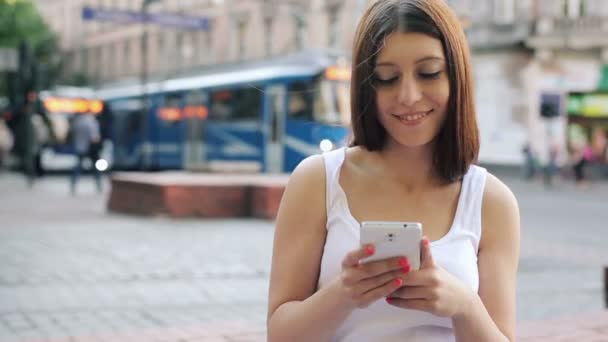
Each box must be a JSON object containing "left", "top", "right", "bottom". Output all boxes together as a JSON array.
[
  {"left": 1, "top": 171, "right": 608, "bottom": 341},
  {"left": 518, "top": 311, "right": 608, "bottom": 341}
]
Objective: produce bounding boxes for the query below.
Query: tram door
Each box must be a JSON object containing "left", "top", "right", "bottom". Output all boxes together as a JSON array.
[
  {"left": 183, "top": 90, "right": 208, "bottom": 170},
  {"left": 264, "top": 85, "right": 286, "bottom": 173}
]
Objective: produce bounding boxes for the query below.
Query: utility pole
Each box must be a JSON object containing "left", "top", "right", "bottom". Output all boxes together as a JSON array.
[{"left": 140, "top": 0, "right": 161, "bottom": 170}]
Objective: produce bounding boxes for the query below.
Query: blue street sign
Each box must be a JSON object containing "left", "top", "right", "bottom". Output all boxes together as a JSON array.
[{"left": 82, "top": 6, "right": 209, "bottom": 31}]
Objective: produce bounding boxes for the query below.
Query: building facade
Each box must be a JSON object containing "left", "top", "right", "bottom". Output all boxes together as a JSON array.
[
  {"left": 35, "top": 0, "right": 608, "bottom": 166},
  {"left": 34, "top": 0, "right": 366, "bottom": 86}
]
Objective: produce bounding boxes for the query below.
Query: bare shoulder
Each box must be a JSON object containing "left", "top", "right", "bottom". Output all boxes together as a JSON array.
[
  {"left": 483, "top": 172, "right": 519, "bottom": 218},
  {"left": 268, "top": 154, "right": 328, "bottom": 317},
  {"left": 275, "top": 153, "right": 327, "bottom": 233},
  {"left": 480, "top": 172, "right": 520, "bottom": 248},
  {"left": 283, "top": 154, "right": 326, "bottom": 200}
]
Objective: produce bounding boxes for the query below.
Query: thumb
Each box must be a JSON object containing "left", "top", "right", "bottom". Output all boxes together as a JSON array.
[{"left": 420, "top": 236, "right": 435, "bottom": 268}]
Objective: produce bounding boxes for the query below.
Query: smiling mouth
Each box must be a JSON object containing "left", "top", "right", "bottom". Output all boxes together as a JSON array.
[{"left": 392, "top": 110, "right": 433, "bottom": 122}]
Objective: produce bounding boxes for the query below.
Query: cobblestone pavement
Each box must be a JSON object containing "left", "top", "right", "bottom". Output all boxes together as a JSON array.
[{"left": 0, "top": 171, "right": 607, "bottom": 341}]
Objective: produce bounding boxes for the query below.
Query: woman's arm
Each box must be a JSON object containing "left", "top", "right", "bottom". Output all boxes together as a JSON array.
[
  {"left": 266, "top": 155, "right": 354, "bottom": 342},
  {"left": 452, "top": 173, "right": 520, "bottom": 342}
]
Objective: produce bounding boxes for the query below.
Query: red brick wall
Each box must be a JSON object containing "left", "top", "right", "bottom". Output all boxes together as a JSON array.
[{"left": 108, "top": 177, "right": 286, "bottom": 219}]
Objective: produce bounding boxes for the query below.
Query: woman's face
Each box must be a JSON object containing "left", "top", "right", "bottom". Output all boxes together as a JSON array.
[{"left": 373, "top": 31, "right": 450, "bottom": 149}]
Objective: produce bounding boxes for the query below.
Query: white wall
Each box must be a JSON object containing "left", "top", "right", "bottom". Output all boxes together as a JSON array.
[{"left": 473, "top": 52, "right": 530, "bottom": 165}]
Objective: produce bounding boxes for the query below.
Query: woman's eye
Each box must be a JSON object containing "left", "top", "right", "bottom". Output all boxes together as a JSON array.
[
  {"left": 419, "top": 71, "right": 441, "bottom": 80},
  {"left": 373, "top": 75, "right": 399, "bottom": 86}
]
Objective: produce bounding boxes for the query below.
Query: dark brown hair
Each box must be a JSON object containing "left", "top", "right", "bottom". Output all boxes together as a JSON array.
[{"left": 350, "top": 0, "right": 479, "bottom": 182}]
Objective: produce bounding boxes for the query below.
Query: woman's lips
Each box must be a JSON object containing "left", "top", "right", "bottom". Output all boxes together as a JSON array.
[{"left": 392, "top": 109, "right": 433, "bottom": 125}]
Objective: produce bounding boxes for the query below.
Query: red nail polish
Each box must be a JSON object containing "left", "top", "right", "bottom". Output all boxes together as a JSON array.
[
  {"left": 423, "top": 239, "right": 430, "bottom": 247},
  {"left": 365, "top": 245, "right": 375, "bottom": 256},
  {"left": 402, "top": 265, "right": 410, "bottom": 273},
  {"left": 393, "top": 278, "right": 403, "bottom": 287},
  {"left": 399, "top": 257, "right": 409, "bottom": 267},
  {"left": 386, "top": 297, "right": 392, "bottom": 304}
]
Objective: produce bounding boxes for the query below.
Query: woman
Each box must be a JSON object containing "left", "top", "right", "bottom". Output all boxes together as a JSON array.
[{"left": 267, "top": 1, "right": 520, "bottom": 341}]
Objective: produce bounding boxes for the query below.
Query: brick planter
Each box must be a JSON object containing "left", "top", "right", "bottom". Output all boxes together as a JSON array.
[{"left": 107, "top": 172, "right": 288, "bottom": 219}]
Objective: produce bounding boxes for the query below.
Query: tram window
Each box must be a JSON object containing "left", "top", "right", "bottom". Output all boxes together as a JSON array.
[
  {"left": 313, "top": 77, "right": 351, "bottom": 125},
  {"left": 288, "top": 82, "right": 314, "bottom": 121},
  {"left": 209, "top": 87, "right": 261, "bottom": 121},
  {"left": 161, "top": 93, "right": 182, "bottom": 124}
]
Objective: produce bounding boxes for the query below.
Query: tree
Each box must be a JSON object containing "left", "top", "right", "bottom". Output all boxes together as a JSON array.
[{"left": 0, "top": 0, "right": 64, "bottom": 102}]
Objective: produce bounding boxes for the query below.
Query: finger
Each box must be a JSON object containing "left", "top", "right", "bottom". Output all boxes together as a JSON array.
[
  {"left": 385, "top": 298, "right": 431, "bottom": 312},
  {"left": 351, "top": 269, "right": 406, "bottom": 295},
  {"left": 357, "top": 276, "right": 404, "bottom": 307},
  {"left": 420, "top": 236, "right": 435, "bottom": 268},
  {"left": 342, "top": 244, "right": 375, "bottom": 268},
  {"left": 356, "top": 256, "right": 410, "bottom": 280},
  {"left": 342, "top": 256, "right": 408, "bottom": 286},
  {"left": 391, "top": 286, "right": 431, "bottom": 300},
  {"left": 400, "top": 269, "right": 437, "bottom": 287}
]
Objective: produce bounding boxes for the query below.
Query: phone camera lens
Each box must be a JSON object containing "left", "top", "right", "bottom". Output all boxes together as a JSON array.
[{"left": 403, "top": 224, "right": 408, "bottom": 228}]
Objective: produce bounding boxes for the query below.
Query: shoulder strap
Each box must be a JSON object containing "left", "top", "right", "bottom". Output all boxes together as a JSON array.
[
  {"left": 322, "top": 147, "right": 347, "bottom": 215},
  {"left": 454, "top": 165, "right": 487, "bottom": 251}
]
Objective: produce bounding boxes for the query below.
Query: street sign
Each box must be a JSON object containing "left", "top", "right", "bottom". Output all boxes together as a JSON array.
[
  {"left": 82, "top": 6, "right": 209, "bottom": 31},
  {"left": 0, "top": 48, "right": 18, "bottom": 72}
]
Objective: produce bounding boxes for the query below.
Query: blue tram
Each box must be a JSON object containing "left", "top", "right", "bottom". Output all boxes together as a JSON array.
[{"left": 97, "top": 51, "right": 352, "bottom": 172}]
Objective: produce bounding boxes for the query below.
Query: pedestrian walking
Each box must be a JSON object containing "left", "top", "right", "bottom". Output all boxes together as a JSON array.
[
  {"left": 69, "top": 111, "right": 102, "bottom": 195},
  {"left": 267, "top": 1, "right": 519, "bottom": 341},
  {"left": 0, "top": 115, "right": 13, "bottom": 170},
  {"left": 522, "top": 142, "right": 537, "bottom": 181},
  {"left": 543, "top": 143, "right": 559, "bottom": 188}
]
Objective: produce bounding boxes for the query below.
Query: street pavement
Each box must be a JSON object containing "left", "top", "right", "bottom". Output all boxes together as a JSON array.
[{"left": 0, "top": 170, "right": 607, "bottom": 341}]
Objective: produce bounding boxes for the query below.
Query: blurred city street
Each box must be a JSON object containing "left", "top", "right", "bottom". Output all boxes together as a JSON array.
[{"left": 0, "top": 170, "right": 607, "bottom": 341}]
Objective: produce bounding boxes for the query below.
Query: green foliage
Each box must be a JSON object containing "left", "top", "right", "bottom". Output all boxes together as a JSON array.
[{"left": 0, "top": 0, "right": 64, "bottom": 97}]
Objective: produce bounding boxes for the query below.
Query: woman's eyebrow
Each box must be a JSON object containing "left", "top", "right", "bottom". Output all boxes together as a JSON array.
[
  {"left": 375, "top": 56, "right": 444, "bottom": 67},
  {"left": 415, "top": 56, "right": 444, "bottom": 64}
]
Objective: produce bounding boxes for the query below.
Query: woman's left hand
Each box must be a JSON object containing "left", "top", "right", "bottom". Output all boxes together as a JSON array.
[{"left": 386, "top": 237, "right": 475, "bottom": 318}]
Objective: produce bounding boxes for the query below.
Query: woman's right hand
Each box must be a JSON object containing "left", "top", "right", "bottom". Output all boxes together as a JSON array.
[{"left": 335, "top": 244, "right": 410, "bottom": 309}]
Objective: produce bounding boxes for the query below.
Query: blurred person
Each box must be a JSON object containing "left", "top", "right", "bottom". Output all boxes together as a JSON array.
[
  {"left": 543, "top": 143, "right": 559, "bottom": 188},
  {"left": 69, "top": 111, "right": 102, "bottom": 195},
  {"left": 0, "top": 115, "right": 13, "bottom": 170},
  {"left": 521, "top": 141, "right": 537, "bottom": 181},
  {"left": 572, "top": 142, "right": 593, "bottom": 189},
  {"left": 30, "top": 113, "right": 51, "bottom": 177},
  {"left": 591, "top": 127, "right": 607, "bottom": 163},
  {"left": 267, "top": 1, "right": 519, "bottom": 342},
  {"left": 16, "top": 100, "right": 39, "bottom": 186}
]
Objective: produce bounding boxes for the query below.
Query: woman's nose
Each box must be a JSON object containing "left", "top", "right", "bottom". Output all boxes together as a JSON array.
[{"left": 397, "top": 77, "right": 422, "bottom": 107}]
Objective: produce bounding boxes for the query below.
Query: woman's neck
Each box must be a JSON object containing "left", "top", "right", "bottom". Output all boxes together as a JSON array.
[{"left": 374, "top": 141, "right": 438, "bottom": 191}]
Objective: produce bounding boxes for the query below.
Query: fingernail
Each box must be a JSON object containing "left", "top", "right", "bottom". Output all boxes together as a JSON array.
[
  {"left": 423, "top": 238, "right": 430, "bottom": 247},
  {"left": 393, "top": 278, "right": 403, "bottom": 287},
  {"left": 398, "top": 257, "right": 409, "bottom": 267},
  {"left": 365, "top": 245, "right": 375, "bottom": 256},
  {"left": 385, "top": 297, "right": 393, "bottom": 304},
  {"left": 402, "top": 265, "right": 410, "bottom": 273}
]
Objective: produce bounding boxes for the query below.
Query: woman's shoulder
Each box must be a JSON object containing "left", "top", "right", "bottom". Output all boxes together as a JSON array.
[
  {"left": 480, "top": 172, "right": 520, "bottom": 245},
  {"left": 482, "top": 172, "right": 518, "bottom": 210},
  {"left": 285, "top": 154, "right": 327, "bottom": 196}
]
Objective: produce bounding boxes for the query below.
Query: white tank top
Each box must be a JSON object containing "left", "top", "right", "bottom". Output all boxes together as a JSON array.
[{"left": 318, "top": 147, "right": 487, "bottom": 342}]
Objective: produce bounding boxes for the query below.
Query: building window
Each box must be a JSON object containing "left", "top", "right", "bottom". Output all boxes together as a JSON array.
[
  {"left": 264, "top": 17, "right": 274, "bottom": 57},
  {"left": 123, "top": 40, "right": 130, "bottom": 76},
  {"left": 81, "top": 48, "right": 89, "bottom": 75},
  {"left": 237, "top": 20, "right": 247, "bottom": 59},
  {"left": 209, "top": 87, "right": 261, "bottom": 121},
  {"left": 567, "top": 0, "right": 582, "bottom": 18},
  {"left": 493, "top": 0, "right": 515, "bottom": 24},
  {"left": 203, "top": 18, "right": 214, "bottom": 64},
  {"left": 327, "top": 5, "right": 340, "bottom": 49}
]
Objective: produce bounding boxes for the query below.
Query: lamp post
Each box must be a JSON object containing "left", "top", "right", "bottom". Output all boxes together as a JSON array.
[{"left": 140, "top": 0, "right": 161, "bottom": 170}]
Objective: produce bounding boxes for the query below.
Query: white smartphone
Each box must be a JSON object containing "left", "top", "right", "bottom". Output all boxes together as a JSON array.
[{"left": 359, "top": 221, "right": 422, "bottom": 270}]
